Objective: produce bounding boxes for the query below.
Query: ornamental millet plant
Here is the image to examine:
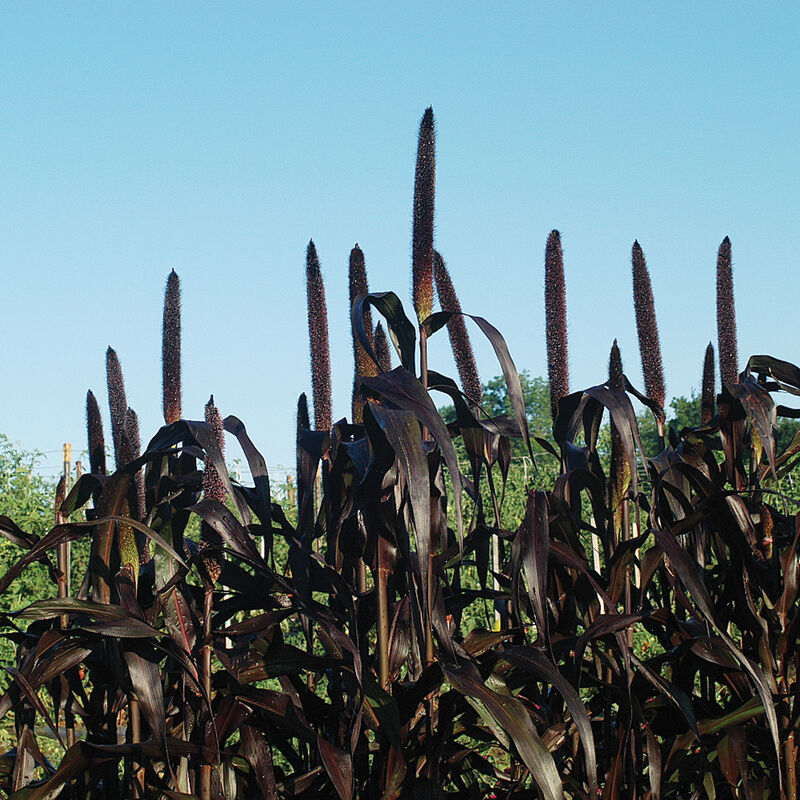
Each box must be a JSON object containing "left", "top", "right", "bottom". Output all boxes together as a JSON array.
[{"left": 1, "top": 107, "right": 797, "bottom": 800}]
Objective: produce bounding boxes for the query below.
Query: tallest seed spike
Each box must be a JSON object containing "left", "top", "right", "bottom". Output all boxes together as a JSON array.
[
  {"left": 412, "top": 107, "right": 435, "bottom": 323},
  {"left": 162, "top": 269, "right": 182, "bottom": 425},
  {"left": 716, "top": 236, "right": 739, "bottom": 387},
  {"left": 306, "top": 240, "right": 332, "bottom": 432},
  {"left": 544, "top": 230, "right": 569, "bottom": 421},
  {"left": 632, "top": 241, "right": 666, "bottom": 411},
  {"left": 434, "top": 250, "right": 482, "bottom": 403}
]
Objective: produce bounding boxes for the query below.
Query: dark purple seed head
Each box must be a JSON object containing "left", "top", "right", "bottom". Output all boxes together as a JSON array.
[
  {"left": 374, "top": 322, "right": 392, "bottom": 372},
  {"left": 609, "top": 339, "right": 624, "bottom": 393},
  {"left": 716, "top": 236, "right": 739, "bottom": 387},
  {"left": 306, "top": 240, "right": 332, "bottom": 431},
  {"left": 296, "top": 392, "right": 310, "bottom": 511},
  {"left": 55, "top": 475, "right": 66, "bottom": 517},
  {"left": 702, "top": 342, "right": 716, "bottom": 424},
  {"left": 544, "top": 230, "right": 569, "bottom": 420},
  {"left": 412, "top": 107, "right": 435, "bottom": 323},
  {"left": 106, "top": 347, "right": 128, "bottom": 469},
  {"left": 124, "top": 407, "right": 146, "bottom": 527},
  {"left": 632, "top": 241, "right": 666, "bottom": 410},
  {"left": 203, "top": 395, "right": 226, "bottom": 504},
  {"left": 86, "top": 390, "right": 106, "bottom": 478},
  {"left": 349, "top": 244, "right": 376, "bottom": 423},
  {"left": 434, "top": 251, "right": 482, "bottom": 403},
  {"left": 162, "top": 269, "right": 182, "bottom": 425}
]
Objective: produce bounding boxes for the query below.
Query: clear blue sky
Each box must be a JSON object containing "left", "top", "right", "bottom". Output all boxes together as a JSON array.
[{"left": 2, "top": 4, "right": 799, "bottom": 480}]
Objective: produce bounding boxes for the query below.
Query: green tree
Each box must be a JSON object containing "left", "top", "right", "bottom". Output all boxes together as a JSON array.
[{"left": 0, "top": 436, "right": 61, "bottom": 668}]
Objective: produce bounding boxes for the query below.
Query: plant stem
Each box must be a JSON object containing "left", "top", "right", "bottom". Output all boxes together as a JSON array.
[
  {"left": 377, "top": 536, "right": 390, "bottom": 689},
  {"left": 419, "top": 329, "right": 436, "bottom": 666},
  {"left": 130, "top": 695, "right": 142, "bottom": 797},
  {"left": 200, "top": 586, "right": 213, "bottom": 800}
]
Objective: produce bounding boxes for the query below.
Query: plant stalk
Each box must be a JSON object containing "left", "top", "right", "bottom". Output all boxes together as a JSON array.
[
  {"left": 200, "top": 586, "right": 213, "bottom": 800},
  {"left": 377, "top": 536, "right": 391, "bottom": 689}
]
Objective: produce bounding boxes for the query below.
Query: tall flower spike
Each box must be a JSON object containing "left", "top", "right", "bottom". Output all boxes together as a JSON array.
[
  {"left": 203, "top": 396, "right": 226, "bottom": 504},
  {"left": 201, "top": 395, "right": 225, "bottom": 583},
  {"left": 609, "top": 340, "right": 630, "bottom": 519},
  {"left": 86, "top": 390, "right": 106, "bottom": 478},
  {"left": 124, "top": 407, "right": 145, "bottom": 521},
  {"left": 434, "top": 250, "right": 482, "bottom": 403},
  {"left": 106, "top": 347, "right": 128, "bottom": 469},
  {"left": 306, "top": 240, "right": 332, "bottom": 431},
  {"left": 163, "top": 269, "right": 182, "bottom": 424},
  {"left": 374, "top": 322, "right": 392, "bottom": 372},
  {"left": 609, "top": 339, "right": 624, "bottom": 393},
  {"left": 702, "top": 342, "right": 716, "bottom": 425},
  {"left": 412, "top": 107, "right": 435, "bottom": 323},
  {"left": 632, "top": 241, "right": 666, "bottom": 410},
  {"left": 544, "top": 230, "right": 569, "bottom": 421},
  {"left": 349, "top": 244, "right": 376, "bottom": 422},
  {"left": 716, "top": 236, "right": 739, "bottom": 387}
]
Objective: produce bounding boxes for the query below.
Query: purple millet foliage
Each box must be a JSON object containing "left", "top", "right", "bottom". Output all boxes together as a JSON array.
[
  {"left": 162, "top": 270, "right": 182, "bottom": 425},
  {"left": 544, "top": 230, "right": 569, "bottom": 420},
  {"left": 702, "top": 342, "right": 716, "bottom": 425},
  {"left": 716, "top": 236, "right": 739, "bottom": 387},
  {"left": 306, "top": 240, "right": 332, "bottom": 432},
  {"left": 412, "top": 107, "right": 435, "bottom": 323},
  {"left": 433, "top": 251, "right": 482, "bottom": 403},
  {"left": 374, "top": 322, "right": 392, "bottom": 372},
  {"left": 632, "top": 241, "right": 666, "bottom": 410},
  {"left": 106, "top": 347, "right": 128, "bottom": 469}
]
